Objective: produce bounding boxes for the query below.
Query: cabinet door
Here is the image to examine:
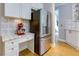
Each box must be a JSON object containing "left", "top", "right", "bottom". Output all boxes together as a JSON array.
[
  {"left": 76, "top": 32, "right": 79, "bottom": 48},
  {"left": 66, "top": 30, "right": 78, "bottom": 48},
  {"left": 5, "top": 39, "right": 19, "bottom": 56},
  {"left": 5, "top": 46, "right": 19, "bottom": 56},
  {"left": 5, "top": 3, "right": 20, "bottom": 18},
  {"left": 0, "top": 3, "right": 4, "bottom": 16},
  {"left": 21, "top": 4, "right": 31, "bottom": 19},
  {"left": 66, "top": 30, "right": 73, "bottom": 45},
  {"left": 75, "top": 22, "right": 79, "bottom": 31}
]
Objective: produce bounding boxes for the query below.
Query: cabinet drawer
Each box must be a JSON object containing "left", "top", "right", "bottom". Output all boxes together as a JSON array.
[
  {"left": 28, "top": 36, "right": 34, "bottom": 40},
  {"left": 5, "top": 39, "right": 18, "bottom": 48},
  {"left": 5, "top": 46, "right": 19, "bottom": 56}
]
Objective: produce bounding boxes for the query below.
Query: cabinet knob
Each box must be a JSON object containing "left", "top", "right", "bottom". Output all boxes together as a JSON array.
[{"left": 69, "top": 30, "right": 72, "bottom": 33}]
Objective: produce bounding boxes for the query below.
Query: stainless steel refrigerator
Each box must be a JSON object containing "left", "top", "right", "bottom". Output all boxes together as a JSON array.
[{"left": 30, "top": 9, "right": 51, "bottom": 55}]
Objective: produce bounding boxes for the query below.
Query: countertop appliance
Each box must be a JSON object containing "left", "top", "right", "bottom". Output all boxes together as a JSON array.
[{"left": 30, "top": 9, "right": 51, "bottom": 55}]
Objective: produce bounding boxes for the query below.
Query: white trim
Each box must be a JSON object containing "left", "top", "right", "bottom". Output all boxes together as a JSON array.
[{"left": 58, "top": 39, "right": 66, "bottom": 42}]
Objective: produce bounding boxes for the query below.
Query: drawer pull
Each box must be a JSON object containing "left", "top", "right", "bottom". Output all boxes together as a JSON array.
[
  {"left": 11, "top": 42, "right": 14, "bottom": 44},
  {"left": 12, "top": 48, "right": 14, "bottom": 50}
]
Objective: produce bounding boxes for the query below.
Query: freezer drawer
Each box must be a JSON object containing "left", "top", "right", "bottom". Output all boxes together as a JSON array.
[{"left": 40, "top": 36, "right": 51, "bottom": 55}]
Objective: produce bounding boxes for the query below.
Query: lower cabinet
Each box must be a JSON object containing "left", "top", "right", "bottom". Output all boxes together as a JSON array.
[
  {"left": 0, "top": 39, "right": 19, "bottom": 56},
  {"left": 66, "top": 30, "right": 79, "bottom": 49},
  {"left": 0, "top": 33, "right": 34, "bottom": 56},
  {"left": 5, "top": 46, "right": 19, "bottom": 56}
]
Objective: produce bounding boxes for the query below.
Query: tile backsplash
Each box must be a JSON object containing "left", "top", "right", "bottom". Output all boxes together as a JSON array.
[{"left": 0, "top": 17, "right": 30, "bottom": 35}]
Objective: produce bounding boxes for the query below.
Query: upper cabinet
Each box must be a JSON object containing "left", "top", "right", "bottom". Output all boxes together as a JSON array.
[
  {"left": 31, "top": 3, "right": 43, "bottom": 10},
  {"left": 21, "top": 4, "right": 31, "bottom": 19},
  {"left": 4, "top": 3, "right": 31, "bottom": 20},
  {"left": 5, "top": 3, "right": 20, "bottom": 18},
  {"left": 4, "top": 3, "right": 43, "bottom": 20},
  {"left": 0, "top": 3, "right": 4, "bottom": 16}
]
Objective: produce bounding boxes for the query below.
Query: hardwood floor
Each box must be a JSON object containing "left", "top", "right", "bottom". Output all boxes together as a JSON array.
[
  {"left": 19, "top": 42, "right": 79, "bottom": 56},
  {"left": 19, "top": 49, "right": 38, "bottom": 56}
]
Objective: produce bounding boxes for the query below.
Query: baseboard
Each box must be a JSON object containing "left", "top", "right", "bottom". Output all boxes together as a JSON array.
[
  {"left": 64, "top": 41, "right": 79, "bottom": 51},
  {"left": 28, "top": 48, "right": 34, "bottom": 53},
  {"left": 58, "top": 39, "right": 66, "bottom": 42},
  {"left": 51, "top": 39, "right": 66, "bottom": 48}
]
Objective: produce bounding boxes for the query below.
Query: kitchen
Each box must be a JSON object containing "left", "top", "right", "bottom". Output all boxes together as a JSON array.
[{"left": 0, "top": 3, "right": 52, "bottom": 56}]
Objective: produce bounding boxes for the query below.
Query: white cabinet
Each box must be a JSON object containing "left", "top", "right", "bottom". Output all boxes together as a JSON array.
[
  {"left": 66, "top": 30, "right": 78, "bottom": 48},
  {"left": 75, "top": 22, "right": 79, "bottom": 31},
  {"left": 4, "top": 39, "right": 19, "bottom": 56},
  {"left": 5, "top": 46, "right": 19, "bottom": 56},
  {"left": 21, "top": 4, "right": 31, "bottom": 19},
  {"left": 4, "top": 3, "right": 44, "bottom": 19},
  {"left": 0, "top": 3, "right": 4, "bottom": 16},
  {"left": 76, "top": 32, "right": 79, "bottom": 49},
  {"left": 5, "top": 3, "right": 31, "bottom": 19},
  {"left": 0, "top": 38, "right": 19, "bottom": 56},
  {"left": 5, "top": 3, "right": 20, "bottom": 18},
  {"left": 31, "top": 3, "right": 43, "bottom": 10},
  {"left": 0, "top": 33, "right": 34, "bottom": 56}
]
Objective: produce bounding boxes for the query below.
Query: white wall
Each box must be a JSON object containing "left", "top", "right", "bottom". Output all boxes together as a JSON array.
[{"left": 0, "top": 17, "right": 30, "bottom": 34}]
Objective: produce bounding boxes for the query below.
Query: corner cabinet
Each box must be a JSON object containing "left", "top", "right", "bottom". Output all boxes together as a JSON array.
[{"left": 4, "top": 3, "right": 31, "bottom": 20}]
